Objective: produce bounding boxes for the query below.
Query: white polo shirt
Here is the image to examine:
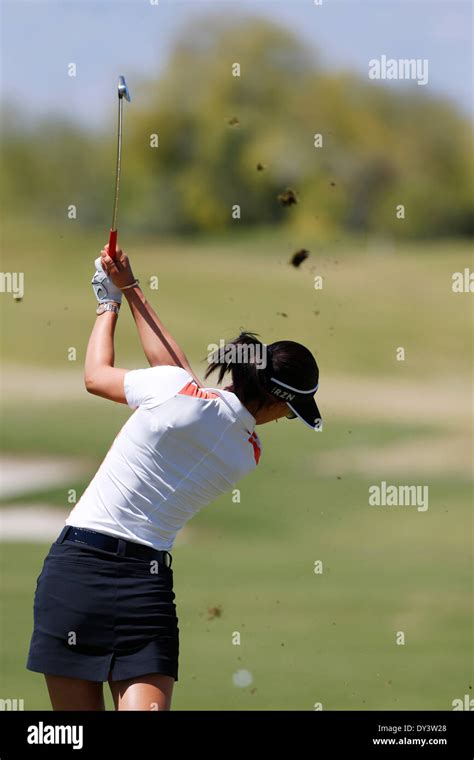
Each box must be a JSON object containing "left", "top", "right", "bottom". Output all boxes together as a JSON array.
[{"left": 66, "top": 366, "right": 262, "bottom": 551}]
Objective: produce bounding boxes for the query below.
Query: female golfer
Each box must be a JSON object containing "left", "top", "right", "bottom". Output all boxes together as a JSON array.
[{"left": 27, "top": 246, "right": 322, "bottom": 711}]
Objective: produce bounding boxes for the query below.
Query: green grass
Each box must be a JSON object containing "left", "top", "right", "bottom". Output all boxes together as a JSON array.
[
  {"left": 0, "top": 220, "right": 472, "bottom": 709},
  {"left": 1, "top": 217, "right": 472, "bottom": 377},
  {"left": 1, "top": 466, "right": 471, "bottom": 710},
  {"left": 0, "top": 414, "right": 472, "bottom": 709}
]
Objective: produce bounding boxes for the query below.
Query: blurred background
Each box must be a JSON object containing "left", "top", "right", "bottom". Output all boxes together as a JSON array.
[{"left": 0, "top": 0, "right": 472, "bottom": 710}]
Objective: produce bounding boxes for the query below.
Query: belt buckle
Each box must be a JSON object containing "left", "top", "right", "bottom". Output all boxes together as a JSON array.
[{"left": 163, "top": 552, "right": 171, "bottom": 568}]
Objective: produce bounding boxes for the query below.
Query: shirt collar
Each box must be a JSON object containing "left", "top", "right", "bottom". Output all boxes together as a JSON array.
[{"left": 208, "top": 387, "right": 257, "bottom": 433}]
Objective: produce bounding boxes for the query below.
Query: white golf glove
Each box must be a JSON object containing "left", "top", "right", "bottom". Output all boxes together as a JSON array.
[{"left": 91, "top": 257, "right": 123, "bottom": 304}]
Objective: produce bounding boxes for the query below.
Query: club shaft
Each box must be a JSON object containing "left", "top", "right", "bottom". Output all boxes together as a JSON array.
[{"left": 111, "top": 96, "right": 124, "bottom": 231}]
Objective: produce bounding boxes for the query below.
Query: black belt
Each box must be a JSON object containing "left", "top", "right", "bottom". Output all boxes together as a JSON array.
[{"left": 58, "top": 526, "right": 172, "bottom": 568}]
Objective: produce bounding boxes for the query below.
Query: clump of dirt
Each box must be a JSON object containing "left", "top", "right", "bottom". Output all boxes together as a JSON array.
[
  {"left": 226, "top": 116, "right": 240, "bottom": 126},
  {"left": 276, "top": 311, "right": 288, "bottom": 318},
  {"left": 207, "top": 605, "right": 222, "bottom": 620},
  {"left": 277, "top": 188, "right": 298, "bottom": 206},
  {"left": 256, "top": 162, "right": 266, "bottom": 171},
  {"left": 290, "top": 249, "right": 309, "bottom": 267}
]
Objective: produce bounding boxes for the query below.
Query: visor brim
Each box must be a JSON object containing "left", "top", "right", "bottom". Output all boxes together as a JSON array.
[{"left": 286, "top": 398, "right": 322, "bottom": 431}]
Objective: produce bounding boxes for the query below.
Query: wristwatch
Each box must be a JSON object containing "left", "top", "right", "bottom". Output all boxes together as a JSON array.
[{"left": 96, "top": 302, "right": 121, "bottom": 316}]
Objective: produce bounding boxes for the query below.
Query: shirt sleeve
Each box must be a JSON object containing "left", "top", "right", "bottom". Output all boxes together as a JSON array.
[{"left": 124, "top": 365, "right": 192, "bottom": 410}]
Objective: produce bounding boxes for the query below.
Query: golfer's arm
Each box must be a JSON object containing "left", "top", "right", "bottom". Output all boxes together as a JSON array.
[
  {"left": 124, "top": 287, "right": 201, "bottom": 384},
  {"left": 84, "top": 312, "right": 128, "bottom": 403}
]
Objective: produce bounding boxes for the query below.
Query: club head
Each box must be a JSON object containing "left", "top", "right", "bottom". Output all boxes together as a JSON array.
[{"left": 118, "top": 75, "right": 131, "bottom": 102}]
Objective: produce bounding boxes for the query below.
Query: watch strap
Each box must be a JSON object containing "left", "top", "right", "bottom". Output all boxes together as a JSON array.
[{"left": 96, "top": 302, "right": 121, "bottom": 315}]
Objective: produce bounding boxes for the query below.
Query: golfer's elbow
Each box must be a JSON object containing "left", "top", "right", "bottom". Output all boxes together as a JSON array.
[
  {"left": 84, "top": 361, "right": 109, "bottom": 394},
  {"left": 84, "top": 372, "right": 100, "bottom": 395},
  {"left": 83, "top": 367, "right": 127, "bottom": 404},
  {"left": 84, "top": 366, "right": 107, "bottom": 396}
]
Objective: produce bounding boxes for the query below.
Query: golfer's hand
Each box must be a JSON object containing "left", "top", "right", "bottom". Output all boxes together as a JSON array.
[
  {"left": 92, "top": 255, "right": 123, "bottom": 304},
  {"left": 100, "top": 245, "right": 137, "bottom": 290}
]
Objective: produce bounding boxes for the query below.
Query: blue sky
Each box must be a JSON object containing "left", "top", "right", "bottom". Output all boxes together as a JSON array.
[{"left": 1, "top": 0, "right": 472, "bottom": 130}]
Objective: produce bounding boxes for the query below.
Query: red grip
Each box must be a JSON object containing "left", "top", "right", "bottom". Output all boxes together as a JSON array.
[{"left": 108, "top": 229, "right": 118, "bottom": 260}]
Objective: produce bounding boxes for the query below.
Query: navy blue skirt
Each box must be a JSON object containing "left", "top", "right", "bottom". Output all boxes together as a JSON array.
[{"left": 26, "top": 528, "right": 179, "bottom": 682}]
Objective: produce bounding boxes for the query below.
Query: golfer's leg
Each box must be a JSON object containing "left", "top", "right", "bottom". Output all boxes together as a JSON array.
[
  {"left": 45, "top": 675, "right": 105, "bottom": 711},
  {"left": 109, "top": 673, "right": 174, "bottom": 711}
]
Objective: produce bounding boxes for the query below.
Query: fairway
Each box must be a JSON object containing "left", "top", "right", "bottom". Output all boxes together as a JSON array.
[
  {"left": 1, "top": 218, "right": 472, "bottom": 378},
  {"left": 1, "top": 219, "right": 472, "bottom": 710},
  {"left": 1, "top": 460, "right": 471, "bottom": 710}
]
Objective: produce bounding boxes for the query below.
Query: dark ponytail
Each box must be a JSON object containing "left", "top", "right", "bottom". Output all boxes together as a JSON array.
[{"left": 204, "top": 332, "right": 273, "bottom": 410}]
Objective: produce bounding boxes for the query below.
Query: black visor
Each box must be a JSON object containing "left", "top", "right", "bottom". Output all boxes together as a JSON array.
[
  {"left": 267, "top": 379, "right": 322, "bottom": 431},
  {"left": 286, "top": 396, "right": 322, "bottom": 431},
  {"left": 264, "top": 342, "right": 322, "bottom": 431}
]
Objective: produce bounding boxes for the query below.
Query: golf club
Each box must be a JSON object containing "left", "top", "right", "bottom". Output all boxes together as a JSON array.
[{"left": 108, "top": 75, "right": 131, "bottom": 260}]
